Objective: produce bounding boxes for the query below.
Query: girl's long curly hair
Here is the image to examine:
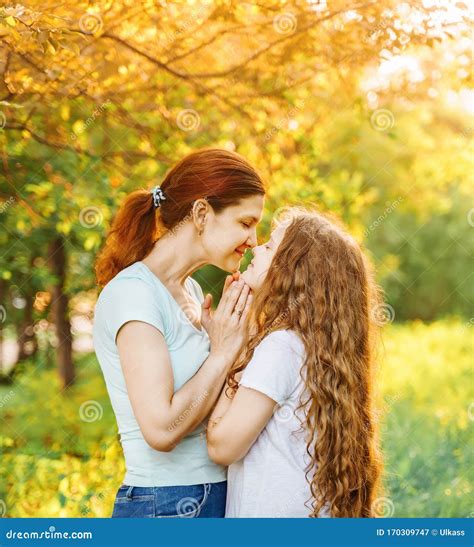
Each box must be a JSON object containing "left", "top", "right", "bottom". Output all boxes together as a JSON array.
[{"left": 227, "top": 207, "right": 384, "bottom": 518}]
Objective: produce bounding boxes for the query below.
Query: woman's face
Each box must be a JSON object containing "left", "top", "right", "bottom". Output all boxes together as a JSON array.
[
  {"left": 203, "top": 194, "right": 265, "bottom": 272},
  {"left": 241, "top": 223, "right": 287, "bottom": 290}
]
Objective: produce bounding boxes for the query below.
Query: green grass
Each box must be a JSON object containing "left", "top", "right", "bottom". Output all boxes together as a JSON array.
[
  {"left": 0, "top": 353, "right": 122, "bottom": 517},
  {"left": 0, "top": 319, "right": 472, "bottom": 517},
  {"left": 378, "top": 319, "right": 473, "bottom": 517}
]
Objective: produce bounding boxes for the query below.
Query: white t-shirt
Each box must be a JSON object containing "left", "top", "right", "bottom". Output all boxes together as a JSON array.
[{"left": 225, "top": 329, "right": 331, "bottom": 518}]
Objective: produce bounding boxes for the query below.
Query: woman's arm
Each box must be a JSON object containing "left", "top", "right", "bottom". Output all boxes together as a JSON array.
[
  {"left": 206, "top": 381, "right": 277, "bottom": 466},
  {"left": 117, "top": 280, "right": 252, "bottom": 452}
]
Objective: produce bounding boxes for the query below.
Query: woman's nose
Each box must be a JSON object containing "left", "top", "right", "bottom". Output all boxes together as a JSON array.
[{"left": 246, "top": 228, "right": 258, "bottom": 248}]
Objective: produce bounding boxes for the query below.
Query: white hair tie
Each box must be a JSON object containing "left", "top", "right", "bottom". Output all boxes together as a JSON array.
[{"left": 151, "top": 185, "right": 167, "bottom": 209}]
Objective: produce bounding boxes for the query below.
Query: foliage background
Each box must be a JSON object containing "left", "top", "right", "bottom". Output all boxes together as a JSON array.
[{"left": 0, "top": 0, "right": 472, "bottom": 518}]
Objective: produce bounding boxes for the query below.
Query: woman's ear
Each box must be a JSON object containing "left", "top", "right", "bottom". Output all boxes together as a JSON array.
[{"left": 192, "top": 199, "right": 209, "bottom": 236}]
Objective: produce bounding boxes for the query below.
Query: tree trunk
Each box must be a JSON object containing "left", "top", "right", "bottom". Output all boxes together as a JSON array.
[
  {"left": 47, "top": 236, "right": 74, "bottom": 389},
  {"left": 17, "top": 290, "right": 38, "bottom": 362}
]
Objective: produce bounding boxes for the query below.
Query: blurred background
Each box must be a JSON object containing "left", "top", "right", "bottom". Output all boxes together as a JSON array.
[{"left": 0, "top": 0, "right": 472, "bottom": 518}]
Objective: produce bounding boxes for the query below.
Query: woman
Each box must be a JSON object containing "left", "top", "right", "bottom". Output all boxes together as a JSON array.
[
  {"left": 207, "top": 207, "right": 383, "bottom": 518},
  {"left": 93, "top": 148, "right": 265, "bottom": 518}
]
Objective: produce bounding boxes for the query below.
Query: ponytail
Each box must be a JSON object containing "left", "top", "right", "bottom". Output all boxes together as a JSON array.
[{"left": 95, "top": 189, "right": 160, "bottom": 287}]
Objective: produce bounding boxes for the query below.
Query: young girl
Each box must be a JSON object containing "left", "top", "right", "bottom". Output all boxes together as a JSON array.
[{"left": 207, "top": 207, "right": 383, "bottom": 518}]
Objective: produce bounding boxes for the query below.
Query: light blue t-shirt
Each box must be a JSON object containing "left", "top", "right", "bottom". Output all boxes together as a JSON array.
[{"left": 93, "top": 261, "right": 227, "bottom": 487}]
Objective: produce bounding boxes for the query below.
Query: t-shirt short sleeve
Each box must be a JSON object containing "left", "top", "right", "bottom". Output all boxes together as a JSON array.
[
  {"left": 238, "top": 330, "right": 305, "bottom": 405},
  {"left": 101, "top": 277, "right": 167, "bottom": 343}
]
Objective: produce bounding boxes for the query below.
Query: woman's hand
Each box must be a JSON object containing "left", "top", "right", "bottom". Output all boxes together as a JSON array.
[
  {"left": 201, "top": 272, "right": 240, "bottom": 327},
  {"left": 202, "top": 278, "right": 252, "bottom": 365}
]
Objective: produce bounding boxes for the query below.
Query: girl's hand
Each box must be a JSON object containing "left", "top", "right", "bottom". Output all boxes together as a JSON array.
[
  {"left": 201, "top": 272, "right": 241, "bottom": 329},
  {"left": 204, "top": 279, "right": 252, "bottom": 365}
]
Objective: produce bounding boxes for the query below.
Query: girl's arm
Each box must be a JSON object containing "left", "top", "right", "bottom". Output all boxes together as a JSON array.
[
  {"left": 206, "top": 379, "right": 277, "bottom": 466},
  {"left": 207, "top": 378, "right": 235, "bottom": 428},
  {"left": 208, "top": 330, "right": 300, "bottom": 466}
]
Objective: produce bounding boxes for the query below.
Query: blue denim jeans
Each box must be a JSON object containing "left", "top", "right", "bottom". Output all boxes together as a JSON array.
[{"left": 111, "top": 481, "right": 227, "bottom": 518}]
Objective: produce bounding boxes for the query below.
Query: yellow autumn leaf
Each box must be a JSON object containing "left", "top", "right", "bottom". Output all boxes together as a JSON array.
[
  {"left": 60, "top": 103, "right": 70, "bottom": 121},
  {"left": 56, "top": 221, "right": 71, "bottom": 235},
  {"left": 84, "top": 234, "right": 99, "bottom": 251}
]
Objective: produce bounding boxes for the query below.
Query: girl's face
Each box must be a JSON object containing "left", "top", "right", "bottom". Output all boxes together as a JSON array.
[
  {"left": 203, "top": 194, "right": 265, "bottom": 272},
  {"left": 241, "top": 223, "right": 287, "bottom": 290}
]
